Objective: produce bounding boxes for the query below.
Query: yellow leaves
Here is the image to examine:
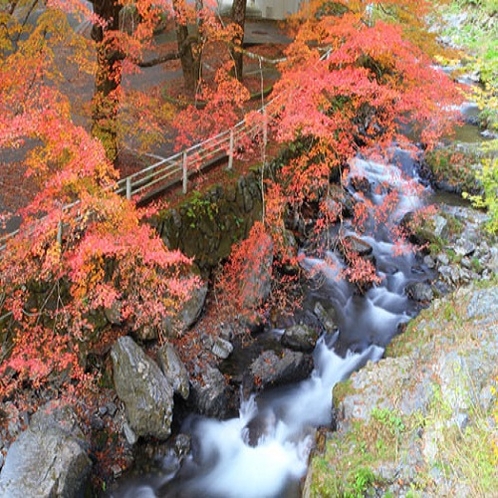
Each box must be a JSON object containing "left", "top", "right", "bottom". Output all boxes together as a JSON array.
[
  {"left": 38, "top": 236, "right": 63, "bottom": 281},
  {"left": 71, "top": 252, "right": 105, "bottom": 302}
]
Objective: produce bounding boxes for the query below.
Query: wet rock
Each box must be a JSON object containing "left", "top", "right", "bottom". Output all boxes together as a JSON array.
[
  {"left": 243, "top": 409, "right": 277, "bottom": 447},
  {"left": 328, "top": 184, "right": 355, "bottom": 217},
  {"left": 111, "top": 336, "right": 174, "bottom": 440},
  {"left": 350, "top": 175, "right": 372, "bottom": 194},
  {"left": 281, "top": 323, "right": 319, "bottom": 353},
  {"left": 189, "top": 366, "right": 228, "bottom": 418},
  {"left": 249, "top": 349, "right": 313, "bottom": 390},
  {"left": 405, "top": 281, "right": 434, "bottom": 303},
  {"left": 342, "top": 235, "right": 373, "bottom": 257},
  {"left": 211, "top": 336, "right": 234, "bottom": 359},
  {"left": 173, "top": 433, "right": 191, "bottom": 460},
  {"left": 313, "top": 301, "right": 338, "bottom": 333},
  {"left": 0, "top": 403, "right": 91, "bottom": 498},
  {"left": 157, "top": 343, "right": 190, "bottom": 400}
]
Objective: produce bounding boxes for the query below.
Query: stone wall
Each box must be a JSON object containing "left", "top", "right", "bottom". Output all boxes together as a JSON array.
[{"left": 152, "top": 170, "right": 264, "bottom": 273}]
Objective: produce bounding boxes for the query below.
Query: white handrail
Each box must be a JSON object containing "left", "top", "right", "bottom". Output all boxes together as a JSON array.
[
  {"left": 0, "top": 48, "right": 331, "bottom": 250},
  {"left": 0, "top": 108, "right": 265, "bottom": 249}
]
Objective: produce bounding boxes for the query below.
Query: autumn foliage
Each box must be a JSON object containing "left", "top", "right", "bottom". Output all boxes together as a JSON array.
[
  {"left": 0, "top": 2, "right": 199, "bottom": 406},
  {"left": 0, "top": 0, "right": 466, "bottom": 425},
  {"left": 245, "top": 0, "right": 462, "bottom": 290}
]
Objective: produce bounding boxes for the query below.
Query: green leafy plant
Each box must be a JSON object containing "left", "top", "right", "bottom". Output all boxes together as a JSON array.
[{"left": 185, "top": 191, "right": 219, "bottom": 228}]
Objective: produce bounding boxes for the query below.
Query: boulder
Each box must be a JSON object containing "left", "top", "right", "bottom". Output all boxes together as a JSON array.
[
  {"left": 0, "top": 403, "right": 91, "bottom": 498},
  {"left": 111, "top": 336, "right": 174, "bottom": 440},
  {"left": 189, "top": 366, "right": 228, "bottom": 418},
  {"left": 249, "top": 349, "right": 313, "bottom": 390},
  {"left": 163, "top": 274, "right": 208, "bottom": 336},
  {"left": 313, "top": 301, "right": 338, "bottom": 333},
  {"left": 405, "top": 281, "right": 434, "bottom": 303},
  {"left": 281, "top": 323, "right": 320, "bottom": 352},
  {"left": 157, "top": 343, "right": 190, "bottom": 400}
]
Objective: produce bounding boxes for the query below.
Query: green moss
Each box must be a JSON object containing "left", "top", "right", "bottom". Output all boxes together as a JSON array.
[
  {"left": 386, "top": 309, "right": 431, "bottom": 357},
  {"left": 424, "top": 147, "right": 482, "bottom": 195},
  {"left": 306, "top": 422, "right": 380, "bottom": 498},
  {"left": 332, "top": 379, "right": 354, "bottom": 409}
]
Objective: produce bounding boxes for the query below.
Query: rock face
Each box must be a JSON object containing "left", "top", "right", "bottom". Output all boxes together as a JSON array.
[
  {"left": 188, "top": 366, "right": 228, "bottom": 418},
  {"left": 111, "top": 336, "right": 174, "bottom": 440},
  {"left": 154, "top": 172, "right": 264, "bottom": 272},
  {"left": 0, "top": 403, "right": 91, "bottom": 498},
  {"left": 249, "top": 348, "right": 314, "bottom": 390},
  {"left": 303, "top": 283, "right": 498, "bottom": 497},
  {"left": 157, "top": 343, "right": 190, "bottom": 400}
]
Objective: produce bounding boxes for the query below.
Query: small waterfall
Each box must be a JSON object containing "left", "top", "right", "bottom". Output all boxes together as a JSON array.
[
  {"left": 114, "top": 341, "right": 384, "bottom": 498},
  {"left": 112, "top": 150, "right": 434, "bottom": 497}
]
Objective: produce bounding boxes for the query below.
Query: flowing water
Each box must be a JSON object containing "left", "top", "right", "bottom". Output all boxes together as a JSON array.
[{"left": 112, "top": 149, "right": 436, "bottom": 498}]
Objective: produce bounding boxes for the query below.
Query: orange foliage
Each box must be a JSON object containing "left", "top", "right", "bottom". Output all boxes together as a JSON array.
[{"left": 0, "top": 3, "right": 199, "bottom": 408}]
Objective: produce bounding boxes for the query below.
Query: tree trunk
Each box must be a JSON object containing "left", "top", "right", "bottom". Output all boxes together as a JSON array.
[
  {"left": 231, "top": 0, "right": 247, "bottom": 81},
  {"left": 89, "top": 0, "right": 124, "bottom": 162},
  {"left": 175, "top": 22, "right": 199, "bottom": 95},
  {"left": 172, "top": 0, "right": 201, "bottom": 95}
]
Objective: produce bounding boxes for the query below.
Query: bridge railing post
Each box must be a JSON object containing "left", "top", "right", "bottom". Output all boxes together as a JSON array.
[
  {"left": 126, "top": 177, "right": 132, "bottom": 200},
  {"left": 228, "top": 129, "right": 234, "bottom": 170},
  {"left": 182, "top": 151, "right": 188, "bottom": 194}
]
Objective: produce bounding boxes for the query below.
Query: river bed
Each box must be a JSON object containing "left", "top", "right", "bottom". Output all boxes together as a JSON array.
[{"left": 111, "top": 144, "right": 441, "bottom": 497}]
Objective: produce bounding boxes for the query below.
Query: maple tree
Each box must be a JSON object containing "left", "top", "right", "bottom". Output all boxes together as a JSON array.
[
  {"left": 230, "top": 0, "right": 248, "bottom": 80},
  {"left": 0, "top": 2, "right": 199, "bottom": 410},
  {"left": 87, "top": 0, "right": 249, "bottom": 158},
  {"left": 237, "top": 0, "right": 464, "bottom": 291}
]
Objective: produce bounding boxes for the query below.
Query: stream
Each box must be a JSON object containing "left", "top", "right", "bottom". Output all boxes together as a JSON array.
[{"left": 112, "top": 144, "right": 440, "bottom": 498}]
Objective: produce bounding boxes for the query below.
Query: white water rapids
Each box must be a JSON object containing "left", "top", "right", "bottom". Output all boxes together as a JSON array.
[
  {"left": 112, "top": 151, "right": 433, "bottom": 498},
  {"left": 115, "top": 340, "right": 384, "bottom": 498}
]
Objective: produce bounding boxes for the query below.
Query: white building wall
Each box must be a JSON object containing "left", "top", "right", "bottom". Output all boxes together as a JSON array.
[
  {"left": 218, "top": 0, "right": 302, "bottom": 20},
  {"left": 255, "top": 0, "right": 301, "bottom": 20}
]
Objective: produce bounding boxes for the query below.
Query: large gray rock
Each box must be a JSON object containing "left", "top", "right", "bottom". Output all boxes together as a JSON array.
[
  {"left": 250, "top": 349, "right": 313, "bottom": 389},
  {"left": 163, "top": 276, "right": 208, "bottom": 336},
  {"left": 0, "top": 403, "right": 91, "bottom": 498},
  {"left": 305, "top": 284, "right": 498, "bottom": 497},
  {"left": 111, "top": 336, "right": 174, "bottom": 440},
  {"left": 189, "top": 366, "right": 228, "bottom": 418},
  {"left": 281, "top": 323, "right": 319, "bottom": 352},
  {"left": 157, "top": 343, "right": 190, "bottom": 400}
]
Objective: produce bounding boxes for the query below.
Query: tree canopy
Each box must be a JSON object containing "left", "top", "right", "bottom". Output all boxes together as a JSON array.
[{"left": 0, "top": 0, "right": 479, "bottom": 456}]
